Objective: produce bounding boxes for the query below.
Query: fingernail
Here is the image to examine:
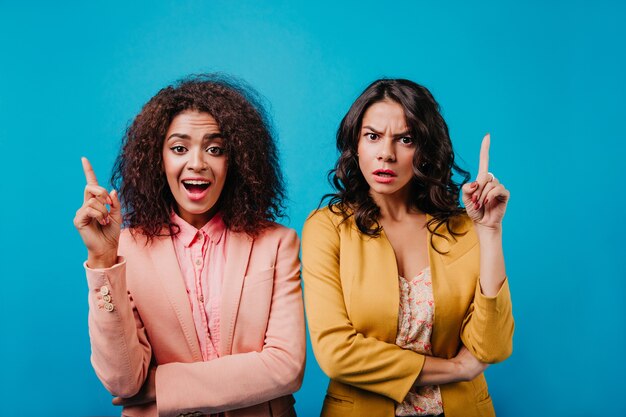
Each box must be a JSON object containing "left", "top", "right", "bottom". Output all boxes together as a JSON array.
[
  {"left": 107, "top": 197, "right": 112, "bottom": 205},
  {"left": 472, "top": 181, "right": 478, "bottom": 188},
  {"left": 484, "top": 198, "right": 489, "bottom": 206},
  {"left": 472, "top": 195, "right": 477, "bottom": 203}
]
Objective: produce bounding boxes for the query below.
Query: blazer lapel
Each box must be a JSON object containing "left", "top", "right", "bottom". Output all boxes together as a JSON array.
[
  {"left": 428, "top": 214, "right": 478, "bottom": 357},
  {"left": 149, "top": 234, "right": 203, "bottom": 362},
  {"left": 219, "top": 231, "right": 253, "bottom": 356}
]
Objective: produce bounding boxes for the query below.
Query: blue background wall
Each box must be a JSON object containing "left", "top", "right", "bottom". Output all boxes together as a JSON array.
[{"left": 1, "top": 1, "right": 624, "bottom": 416}]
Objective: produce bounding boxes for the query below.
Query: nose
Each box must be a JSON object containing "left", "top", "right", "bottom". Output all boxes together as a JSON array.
[
  {"left": 187, "top": 148, "right": 207, "bottom": 172},
  {"left": 377, "top": 138, "right": 396, "bottom": 162}
]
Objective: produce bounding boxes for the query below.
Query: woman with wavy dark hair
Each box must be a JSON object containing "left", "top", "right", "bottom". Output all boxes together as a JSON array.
[
  {"left": 74, "top": 74, "right": 305, "bottom": 417},
  {"left": 302, "top": 79, "right": 514, "bottom": 417}
]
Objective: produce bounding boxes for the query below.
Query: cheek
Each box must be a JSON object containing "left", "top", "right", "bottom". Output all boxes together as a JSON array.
[
  {"left": 400, "top": 150, "right": 416, "bottom": 168},
  {"left": 356, "top": 139, "right": 366, "bottom": 157},
  {"left": 161, "top": 159, "right": 175, "bottom": 182},
  {"left": 356, "top": 140, "right": 368, "bottom": 164},
  {"left": 217, "top": 161, "right": 228, "bottom": 183}
]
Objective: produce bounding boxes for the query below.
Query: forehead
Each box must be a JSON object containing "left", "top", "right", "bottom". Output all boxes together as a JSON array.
[
  {"left": 361, "top": 100, "right": 407, "bottom": 129},
  {"left": 167, "top": 110, "right": 220, "bottom": 133}
]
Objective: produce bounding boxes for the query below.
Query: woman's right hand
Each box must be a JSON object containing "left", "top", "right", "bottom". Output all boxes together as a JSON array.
[
  {"left": 415, "top": 345, "right": 489, "bottom": 386},
  {"left": 73, "top": 157, "right": 122, "bottom": 269},
  {"left": 452, "top": 346, "right": 488, "bottom": 382}
]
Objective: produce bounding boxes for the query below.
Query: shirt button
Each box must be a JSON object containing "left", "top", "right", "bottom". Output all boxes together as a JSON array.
[
  {"left": 197, "top": 234, "right": 203, "bottom": 240},
  {"left": 198, "top": 295, "right": 204, "bottom": 303},
  {"left": 102, "top": 294, "right": 112, "bottom": 303},
  {"left": 104, "top": 302, "right": 115, "bottom": 312},
  {"left": 100, "top": 286, "right": 109, "bottom": 296},
  {"left": 195, "top": 259, "right": 201, "bottom": 265}
]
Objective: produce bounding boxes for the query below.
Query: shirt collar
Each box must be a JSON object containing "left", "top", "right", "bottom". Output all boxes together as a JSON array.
[{"left": 171, "top": 211, "right": 226, "bottom": 248}]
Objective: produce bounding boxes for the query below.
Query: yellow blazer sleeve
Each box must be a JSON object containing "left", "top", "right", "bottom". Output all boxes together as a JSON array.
[
  {"left": 460, "top": 273, "right": 514, "bottom": 363},
  {"left": 302, "top": 209, "right": 424, "bottom": 403}
]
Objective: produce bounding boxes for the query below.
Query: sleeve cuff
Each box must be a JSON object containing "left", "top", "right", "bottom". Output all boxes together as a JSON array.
[
  {"left": 84, "top": 257, "right": 127, "bottom": 290},
  {"left": 84, "top": 256, "right": 126, "bottom": 272},
  {"left": 474, "top": 277, "right": 511, "bottom": 313}
]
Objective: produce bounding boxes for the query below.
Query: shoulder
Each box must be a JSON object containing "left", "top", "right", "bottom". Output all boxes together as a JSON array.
[
  {"left": 302, "top": 206, "right": 353, "bottom": 250},
  {"left": 304, "top": 206, "right": 348, "bottom": 232},
  {"left": 242, "top": 222, "right": 299, "bottom": 247},
  {"left": 118, "top": 228, "right": 154, "bottom": 257},
  {"left": 449, "top": 213, "right": 475, "bottom": 237}
]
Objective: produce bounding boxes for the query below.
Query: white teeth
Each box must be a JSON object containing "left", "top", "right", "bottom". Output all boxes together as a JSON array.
[
  {"left": 182, "top": 180, "right": 210, "bottom": 185},
  {"left": 377, "top": 173, "right": 392, "bottom": 177}
]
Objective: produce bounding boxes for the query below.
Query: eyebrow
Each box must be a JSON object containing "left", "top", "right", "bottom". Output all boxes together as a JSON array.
[
  {"left": 361, "top": 125, "right": 411, "bottom": 138},
  {"left": 361, "top": 125, "right": 382, "bottom": 134},
  {"left": 166, "top": 133, "right": 224, "bottom": 141},
  {"left": 393, "top": 131, "right": 412, "bottom": 138}
]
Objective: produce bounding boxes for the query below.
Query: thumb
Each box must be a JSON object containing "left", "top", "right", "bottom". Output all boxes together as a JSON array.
[{"left": 109, "top": 190, "right": 123, "bottom": 224}]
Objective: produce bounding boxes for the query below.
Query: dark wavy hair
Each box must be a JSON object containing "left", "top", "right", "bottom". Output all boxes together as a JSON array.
[
  {"left": 111, "top": 73, "right": 285, "bottom": 240},
  {"left": 324, "top": 78, "right": 470, "bottom": 245}
]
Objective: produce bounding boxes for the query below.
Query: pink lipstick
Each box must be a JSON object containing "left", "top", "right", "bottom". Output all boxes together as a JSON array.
[{"left": 372, "top": 169, "right": 397, "bottom": 184}]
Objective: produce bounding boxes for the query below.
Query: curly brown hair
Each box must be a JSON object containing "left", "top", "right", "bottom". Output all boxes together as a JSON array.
[
  {"left": 111, "top": 74, "right": 285, "bottom": 240},
  {"left": 324, "top": 78, "right": 470, "bottom": 247}
]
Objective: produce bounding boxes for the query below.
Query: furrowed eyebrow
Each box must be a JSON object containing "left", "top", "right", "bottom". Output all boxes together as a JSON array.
[
  {"left": 393, "top": 131, "right": 411, "bottom": 138},
  {"left": 362, "top": 125, "right": 382, "bottom": 134},
  {"left": 362, "top": 126, "right": 411, "bottom": 138}
]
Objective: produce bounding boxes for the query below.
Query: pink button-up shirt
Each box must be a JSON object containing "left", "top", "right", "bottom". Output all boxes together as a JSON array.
[{"left": 171, "top": 212, "right": 227, "bottom": 361}]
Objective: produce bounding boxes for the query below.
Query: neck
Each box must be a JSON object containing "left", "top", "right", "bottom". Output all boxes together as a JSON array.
[{"left": 371, "top": 192, "right": 421, "bottom": 222}]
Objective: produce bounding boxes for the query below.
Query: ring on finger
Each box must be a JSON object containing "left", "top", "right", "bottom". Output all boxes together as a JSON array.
[{"left": 487, "top": 172, "right": 495, "bottom": 182}]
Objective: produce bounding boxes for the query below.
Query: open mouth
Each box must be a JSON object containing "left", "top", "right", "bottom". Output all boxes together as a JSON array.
[
  {"left": 373, "top": 169, "right": 397, "bottom": 177},
  {"left": 182, "top": 180, "right": 211, "bottom": 193},
  {"left": 372, "top": 169, "right": 396, "bottom": 184}
]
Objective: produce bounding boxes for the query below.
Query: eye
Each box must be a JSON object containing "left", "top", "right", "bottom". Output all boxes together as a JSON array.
[
  {"left": 399, "top": 136, "right": 414, "bottom": 145},
  {"left": 206, "top": 146, "right": 225, "bottom": 156},
  {"left": 365, "top": 132, "right": 379, "bottom": 140},
  {"left": 170, "top": 145, "right": 187, "bottom": 154}
]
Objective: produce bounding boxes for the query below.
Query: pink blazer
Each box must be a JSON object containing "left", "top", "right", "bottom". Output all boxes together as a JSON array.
[{"left": 85, "top": 224, "right": 305, "bottom": 417}]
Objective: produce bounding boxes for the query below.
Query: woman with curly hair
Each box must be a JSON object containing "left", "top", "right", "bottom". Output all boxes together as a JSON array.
[
  {"left": 74, "top": 74, "right": 305, "bottom": 417},
  {"left": 302, "top": 79, "right": 514, "bottom": 417}
]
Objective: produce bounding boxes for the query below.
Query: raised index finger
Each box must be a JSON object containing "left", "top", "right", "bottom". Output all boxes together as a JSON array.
[
  {"left": 81, "top": 157, "right": 99, "bottom": 185},
  {"left": 478, "top": 133, "right": 490, "bottom": 174}
]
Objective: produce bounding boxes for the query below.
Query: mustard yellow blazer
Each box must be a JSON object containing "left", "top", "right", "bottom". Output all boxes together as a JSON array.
[{"left": 302, "top": 207, "right": 514, "bottom": 417}]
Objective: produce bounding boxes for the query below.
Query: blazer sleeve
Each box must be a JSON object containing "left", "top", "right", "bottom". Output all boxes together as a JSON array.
[
  {"left": 302, "top": 209, "right": 424, "bottom": 403},
  {"left": 85, "top": 258, "right": 152, "bottom": 398},
  {"left": 154, "top": 228, "right": 305, "bottom": 417},
  {"left": 460, "top": 274, "right": 514, "bottom": 363}
]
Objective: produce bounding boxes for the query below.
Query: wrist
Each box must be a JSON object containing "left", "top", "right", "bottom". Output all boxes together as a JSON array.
[
  {"left": 87, "top": 251, "right": 118, "bottom": 269},
  {"left": 474, "top": 224, "right": 503, "bottom": 240},
  {"left": 452, "top": 358, "right": 468, "bottom": 382}
]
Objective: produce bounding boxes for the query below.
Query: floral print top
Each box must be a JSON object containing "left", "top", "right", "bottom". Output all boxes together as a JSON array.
[{"left": 395, "top": 267, "right": 444, "bottom": 416}]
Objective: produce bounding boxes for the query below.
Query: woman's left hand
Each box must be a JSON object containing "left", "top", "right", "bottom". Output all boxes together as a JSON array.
[{"left": 462, "top": 134, "right": 510, "bottom": 230}]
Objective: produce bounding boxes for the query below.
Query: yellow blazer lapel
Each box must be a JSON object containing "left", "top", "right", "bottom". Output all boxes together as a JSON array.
[
  {"left": 148, "top": 234, "right": 203, "bottom": 362},
  {"left": 373, "top": 230, "right": 402, "bottom": 343},
  {"left": 428, "top": 215, "right": 479, "bottom": 358},
  {"left": 219, "top": 231, "right": 253, "bottom": 356}
]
